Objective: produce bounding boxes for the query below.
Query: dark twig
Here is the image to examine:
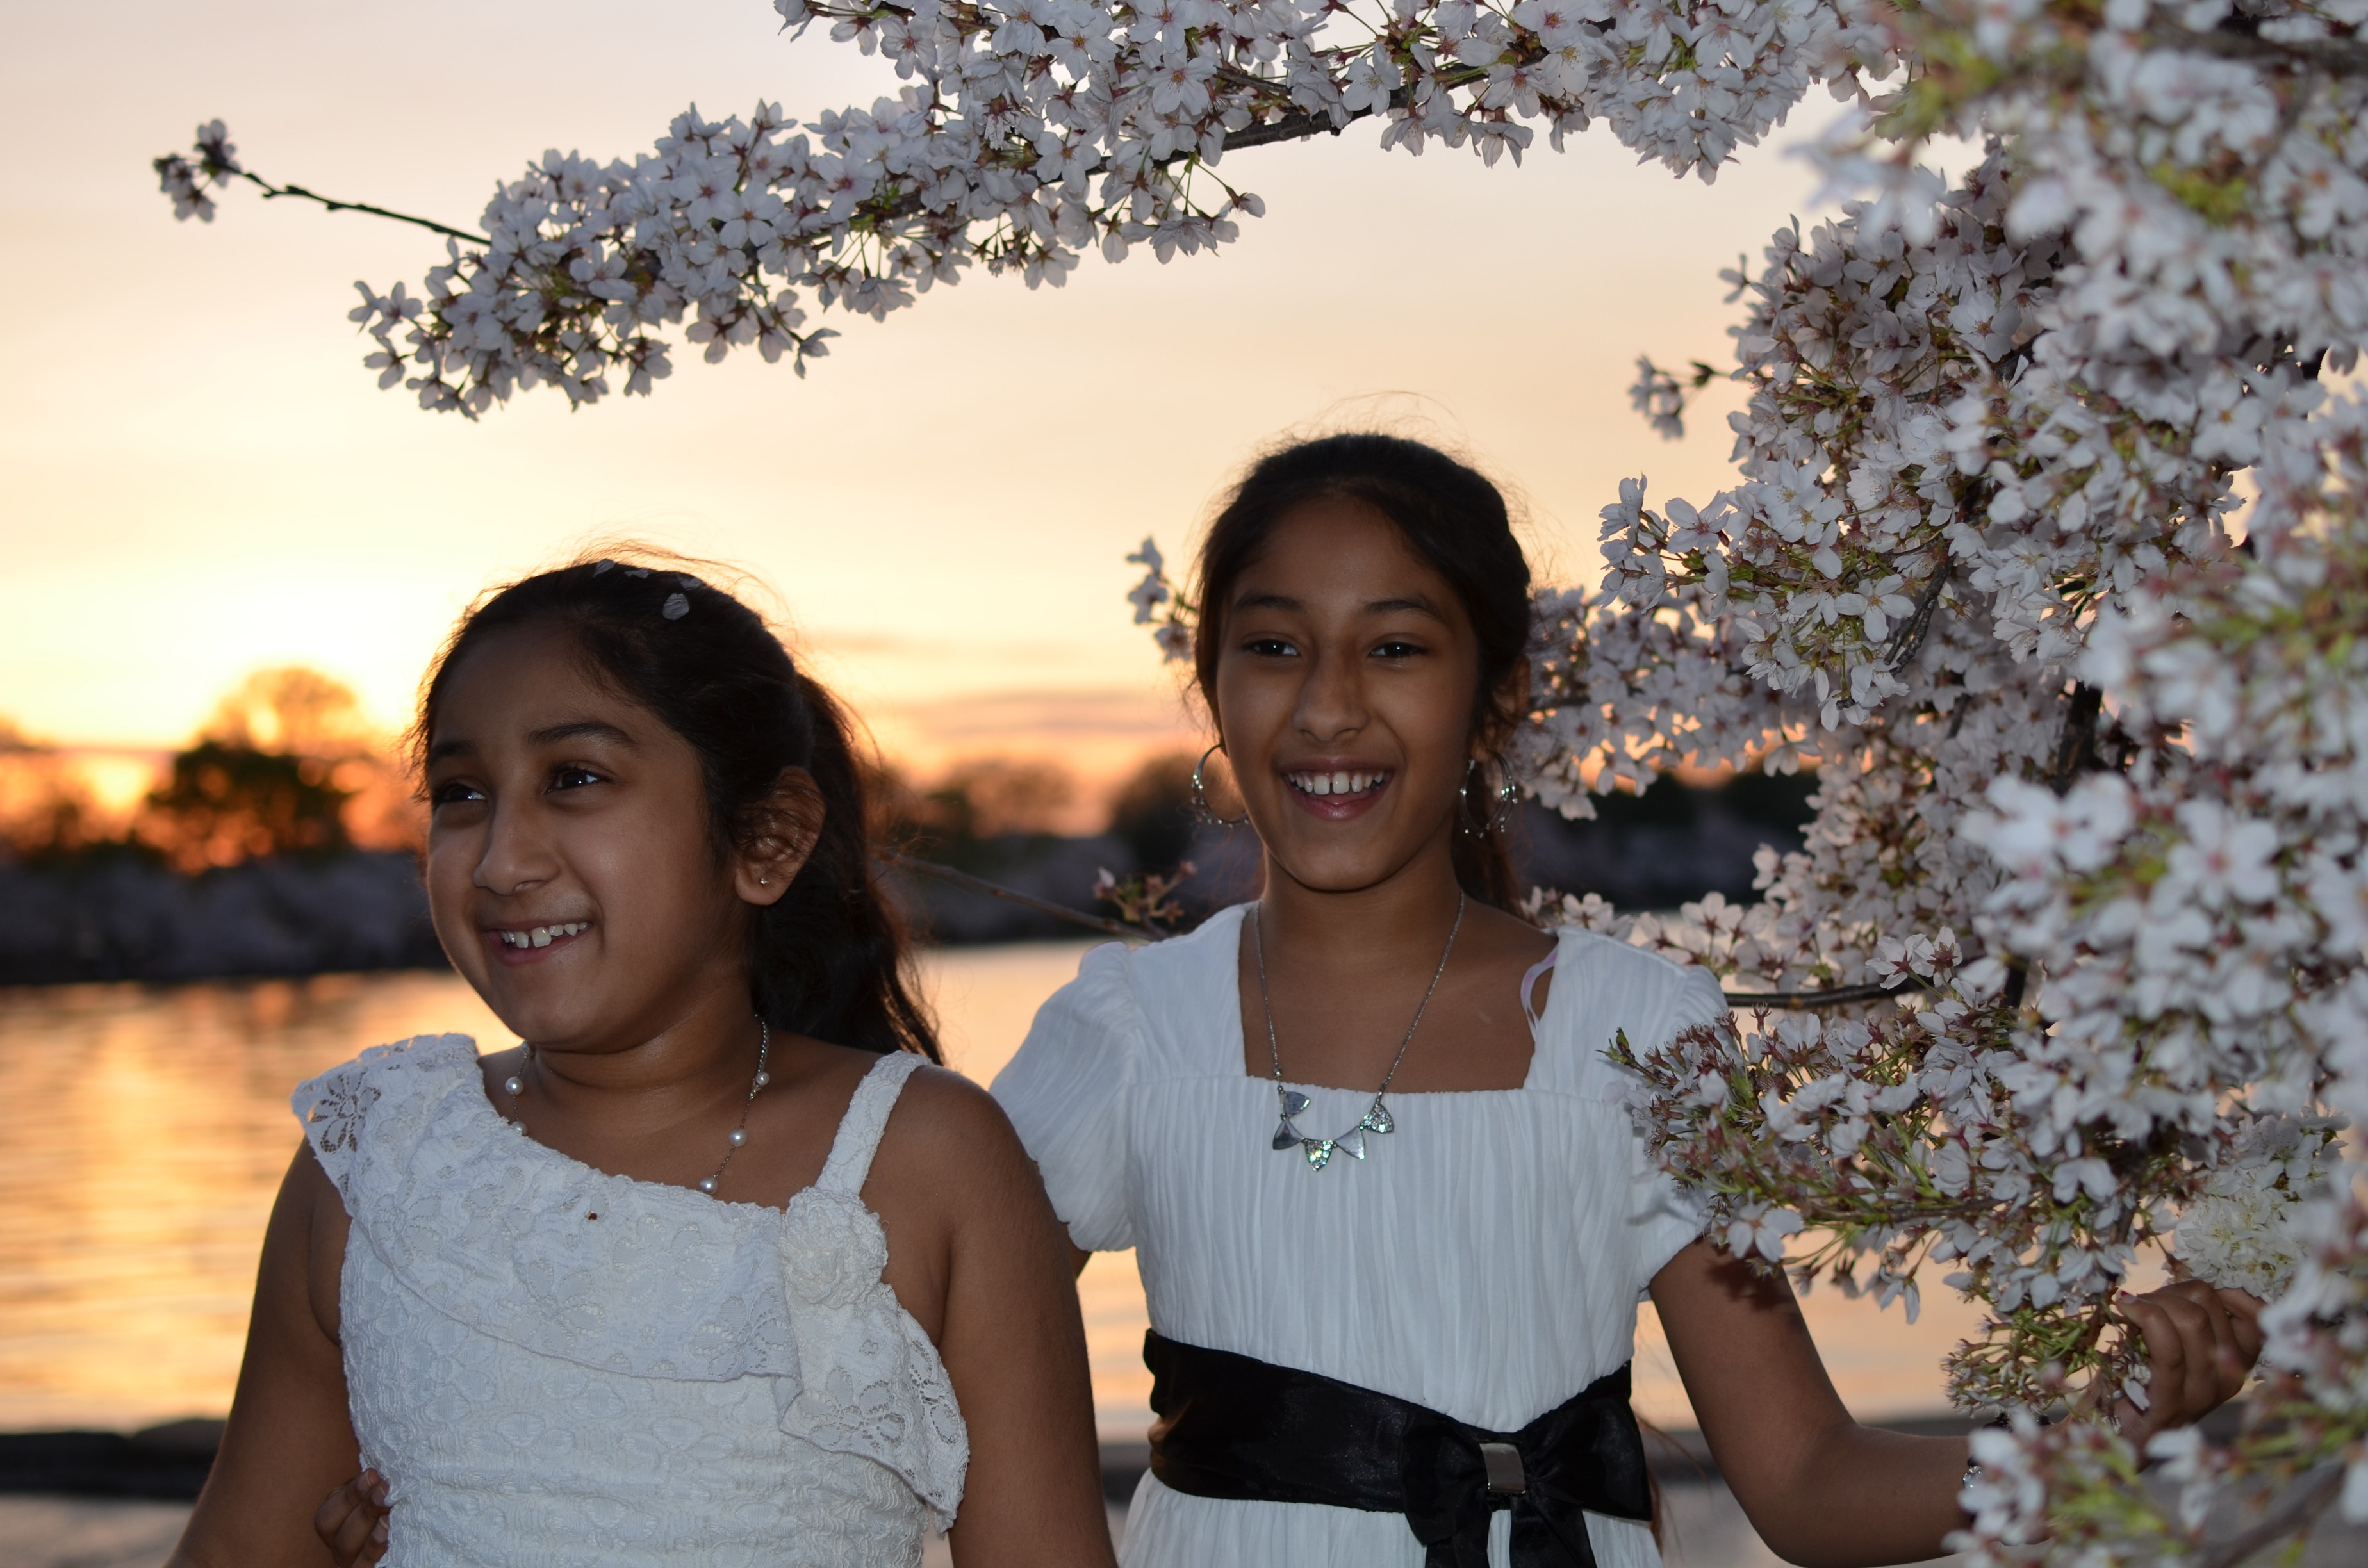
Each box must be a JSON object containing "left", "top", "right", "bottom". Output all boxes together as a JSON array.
[
  {"left": 2192, "top": 1465, "right": 2345, "bottom": 1568},
  {"left": 884, "top": 853, "right": 1158, "bottom": 941},
  {"left": 1883, "top": 555, "right": 1951, "bottom": 671},
  {"left": 1724, "top": 976, "right": 1932, "bottom": 1009},
  {"left": 233, "top": 170, "right": 486, "bottom": 243},
  {"left": 2153, "top": 24, "right": 2368, "bottom": 76},
  {"left": 2051, "top": 683, "right": 2105, "bottom": 796}
]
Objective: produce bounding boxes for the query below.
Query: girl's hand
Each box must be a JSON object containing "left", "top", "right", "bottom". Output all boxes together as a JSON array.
[
  {"left": 313, "top": 1469, "right": 390, "bottom": 1567},
  {"left": 2110, "top": 1280, "right": 2265, "bottom": 1446}
]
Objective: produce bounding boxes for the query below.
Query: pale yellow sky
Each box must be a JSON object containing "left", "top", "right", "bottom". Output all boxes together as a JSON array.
[{"left": 1, "top": 1, "right": 1843, "bottom": 792}]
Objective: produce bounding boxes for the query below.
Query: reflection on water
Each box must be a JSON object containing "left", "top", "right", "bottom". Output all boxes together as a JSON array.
[{"left": 0, "top": 945, "right": 1980, "bottom": 1437}]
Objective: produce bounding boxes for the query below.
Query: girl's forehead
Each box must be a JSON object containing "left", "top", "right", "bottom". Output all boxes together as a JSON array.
[
  {"left": 429, "top": 625, "right": 636, "bottom": 740},
  {"left": 1234, "top": 500, "right": 1462, "bottom": 616}
]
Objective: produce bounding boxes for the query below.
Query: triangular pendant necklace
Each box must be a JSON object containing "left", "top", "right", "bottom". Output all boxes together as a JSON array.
[{"left": 1254, "top": 895, "right": 1464, "bottom": 1171}]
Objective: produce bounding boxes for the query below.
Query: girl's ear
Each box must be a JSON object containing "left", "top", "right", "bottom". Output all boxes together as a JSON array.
[
  {"left": 1472, "top": 655, "right": 1530, "bottom": 762},
  {"left": 736, "top": 767, "right": 825, "bottom": 908}
]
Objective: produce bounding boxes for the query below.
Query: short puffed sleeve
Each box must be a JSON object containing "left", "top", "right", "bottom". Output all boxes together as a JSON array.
[
  {"left": 990, "top": 942, "right": 1144, "bottom": 1253},
  {"left": 1622, "top": 960, "right": 1731, "bottom": 1294}
]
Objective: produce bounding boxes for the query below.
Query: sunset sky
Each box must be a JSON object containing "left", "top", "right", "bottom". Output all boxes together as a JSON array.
[{"left": 3, "top": 1, "right": 1852, "bottom": 802}]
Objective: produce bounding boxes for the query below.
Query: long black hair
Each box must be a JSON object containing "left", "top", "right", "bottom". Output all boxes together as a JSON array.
[
  {"left": 1190, "top": 433, "right": 1533, "bottom": 911},
  {"left": 413, "top": 550, "right": 939, "bottom": 1060}
]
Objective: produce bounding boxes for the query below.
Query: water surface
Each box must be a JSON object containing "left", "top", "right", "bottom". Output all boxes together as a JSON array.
[{"left": 0, "top": 946, "right": 1981, "bottom": 1436}]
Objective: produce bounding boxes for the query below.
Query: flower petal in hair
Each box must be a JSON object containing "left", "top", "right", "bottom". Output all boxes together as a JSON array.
[
  {"left": 592, "top": 559, "right": 617, "bottom": 575},
  {"left": 627, "top": 567, "right": 650, "bottom": 579},
  {"left": 662, "top": 592, "right": 690, "bottom": 619},
  {"left": 677, "top": 573, "right": 703, "bottom": 589}
]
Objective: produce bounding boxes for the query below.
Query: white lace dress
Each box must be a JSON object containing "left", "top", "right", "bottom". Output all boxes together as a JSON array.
[
  {"left": 293, "top": 1038, "right": 968, "bottom": 1567},
  {"left": 992, "top": 906, "right": 1725, "bottom": 1568}
]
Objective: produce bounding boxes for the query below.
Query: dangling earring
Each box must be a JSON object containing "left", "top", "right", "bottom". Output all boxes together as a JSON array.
[
  {"left": 1458, "top": 758, "right": 1518, "bottom": 837},
  {"left": 1190, "top": 742, "right": 1249, "bottom": 828}
]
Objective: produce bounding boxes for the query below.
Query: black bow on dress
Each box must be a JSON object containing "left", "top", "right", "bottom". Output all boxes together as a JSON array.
[{"left": 1144, "top": 1330, "right": 1652, "bottom": 1568}]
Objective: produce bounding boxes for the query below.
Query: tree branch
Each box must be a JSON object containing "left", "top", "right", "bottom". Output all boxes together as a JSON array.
[
  {"left": 234, "top": 170, "right": 486, "bottom": 243},
  {"left": 2151, "top": 24, "right": 2368, "bottom": 76},
  {"left": 1882, "top": 554, "right": 1951, "bottom": 671},
  {"left": 1723, "top": 976, "right": 1932, "bottom": 1009},
  {"left": 2051, "top": 682, "right": 2104, "bottom": 796},
  {"left": 2191, "top": 1464, "right": 2345, "bottom": 1568},
  {"left": 883, "top": 853, "right": 1156, "bottom": 940}
]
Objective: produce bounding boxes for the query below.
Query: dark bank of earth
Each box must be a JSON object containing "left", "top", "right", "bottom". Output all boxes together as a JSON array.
[
  {"left": 0, "top": 775, "right": 1818, "bottom": 984},
  {"left": 0, "top": 1414, "right": 1964, "bottom": 1504}
]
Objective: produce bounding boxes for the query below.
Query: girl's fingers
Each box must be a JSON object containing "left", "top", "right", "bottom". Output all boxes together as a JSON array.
[
  {"left": 2121, "top": 1282, "right": 2262, "bottom": 1433},
  {"left": 313, "top": 1476, "right": 362, "bottom": 1542},
  {"left": 2215, "top": 1287, "right": 2267, "bottom": 1372},
  {"left": 313, "top": 1469, "right": 391, "bottom": 1568}
]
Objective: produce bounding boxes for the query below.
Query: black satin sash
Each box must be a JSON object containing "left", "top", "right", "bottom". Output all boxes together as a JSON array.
[{"left": 1144, "top": 1330, "right": 1652, "bottom": 1568}]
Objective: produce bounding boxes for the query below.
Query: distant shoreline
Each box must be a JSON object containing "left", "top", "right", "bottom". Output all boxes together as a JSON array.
[{"left": 1, "top": 785, "right": 1813, "bottom": 988}]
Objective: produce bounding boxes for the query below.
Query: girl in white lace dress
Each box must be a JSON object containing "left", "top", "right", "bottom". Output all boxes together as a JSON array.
[
  {"left": 991, "top": 436, "right": 2267, "bottom": 1568},
  {"left": 169, "top": 553, "right": 1115, "bottom": 1568}
]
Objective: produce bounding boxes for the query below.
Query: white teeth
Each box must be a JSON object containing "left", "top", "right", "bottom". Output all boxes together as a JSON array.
[
  {"left": 500, "top": 922, "right": 586, "bottom": 949},
  {"left": 1290, "top": 771, "right": 1385, "bottom": 797}
]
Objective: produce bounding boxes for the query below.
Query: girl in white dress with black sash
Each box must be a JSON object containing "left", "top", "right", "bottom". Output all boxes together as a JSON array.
[{"left": 991, "top": 435, "right": 2267, "bottom": 1568}]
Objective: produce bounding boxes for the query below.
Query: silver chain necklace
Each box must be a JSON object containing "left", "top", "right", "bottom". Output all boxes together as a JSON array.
[
  {"left": 1253, "top": 894, "right": 1466, "bottom": 1170},
  {"left": 504, "top": 1017, "right": 773, "bottom": 1196}
]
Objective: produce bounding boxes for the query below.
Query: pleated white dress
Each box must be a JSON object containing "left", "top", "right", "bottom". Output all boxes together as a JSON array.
[{"left": 992, "top": 904, "right": 1725, "bottom": 1568}]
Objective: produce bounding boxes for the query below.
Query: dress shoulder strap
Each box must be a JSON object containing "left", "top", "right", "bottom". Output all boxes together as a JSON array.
[
  {"left": 1520, "top": 943, "right": 1561, "bottom": 1035},
  {"left": 815, "top": 1050, "right": 926, "bottom": 1195}
]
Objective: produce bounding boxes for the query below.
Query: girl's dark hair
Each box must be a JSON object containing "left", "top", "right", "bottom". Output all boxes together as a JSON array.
[
  {"left": 413, "top": 551, "right": 939, "bottom": 1060},
  {"left": 1190, "top": 433, "right": 1532, "bottom": 911}
]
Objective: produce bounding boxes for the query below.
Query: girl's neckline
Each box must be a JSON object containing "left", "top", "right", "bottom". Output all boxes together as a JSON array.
[
  {"left": 454, "top": 1041, "right": 880, "bottom": 1219},
  {"left": 1226, "top": 905, "right": 1565, "bottom": 1098}
]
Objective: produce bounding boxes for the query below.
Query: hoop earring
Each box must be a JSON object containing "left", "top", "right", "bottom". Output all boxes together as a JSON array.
[
  {"left": 1190, "top": 743, "right": 1249, "bottom": 828},
  {"left": 1458, "top": 758, "right": 1519, "bottom": 837}
]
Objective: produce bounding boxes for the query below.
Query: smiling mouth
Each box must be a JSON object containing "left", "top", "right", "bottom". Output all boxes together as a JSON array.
[
  {"left": 493, "top": 922, "right": 591, "bottom": 950},
  {"left": 1286, "top": 769, "right": 1391, "bottom": 799}
]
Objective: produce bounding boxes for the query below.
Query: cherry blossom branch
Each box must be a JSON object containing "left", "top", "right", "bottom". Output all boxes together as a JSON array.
[
  {"left": 884, "top": 853, "right": 1156, "bottom": 940},
  {"left": 1722, "top": 977, "right": 1930, "bottom": 1009},
  {"left": 152, "top": 120, "right": 484, "bottom": 241},
  {"left": 231, "top": 170, "right": 484, "bottom": 243},
  {"left": 2190, "top": 1464, "right": 2345, "bottom": 1568},
  {"left": 2154, "top": 23, "right": 2368, "bottom": 77}
]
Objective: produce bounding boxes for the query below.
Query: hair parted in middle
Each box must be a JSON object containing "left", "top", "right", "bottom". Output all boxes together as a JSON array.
[{"left": 1187, "top": 432, "right": 1533, "bottom": 911}]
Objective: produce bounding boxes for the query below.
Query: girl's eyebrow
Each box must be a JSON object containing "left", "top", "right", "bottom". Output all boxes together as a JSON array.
[
  {"left": 528, "top": 719, "right": 637, "bottom": 747},
  {"left": 1231, "top": 591, "right": 1445, "bottom": 619},
  {"left": 1365, "top": 595, "right": 1445, "bottom": 619},
  {"left": 427, "top": 719, "right": 636, "bottom": 764}
]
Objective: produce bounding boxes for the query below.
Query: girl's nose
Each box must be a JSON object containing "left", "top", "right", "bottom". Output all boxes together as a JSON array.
[
  {"left": 1294, "top": 648, "right": 1367, "bottom": 742},
  {"left": 473, "top": 801, "right": 559, "bottom": 894}
]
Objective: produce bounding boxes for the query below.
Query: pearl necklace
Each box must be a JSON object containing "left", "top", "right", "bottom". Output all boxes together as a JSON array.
[
  {"left": 504, "top": 1018, "right": 773, "bottom": 1196},
  {"left": 1253, "top": 895, "right": 1465, "bottom": 1170}
]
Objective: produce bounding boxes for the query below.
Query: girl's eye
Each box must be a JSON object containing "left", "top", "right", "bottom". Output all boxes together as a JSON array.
[
  {"left": 1242, "top": 636, "right": 1299, "bottom": 658},
  {"left": 1372, "top": 640, "right": 1427, "bottom": 660},
  {"left": 430, "top": 779, "right": 486, "bottom": 808},
  {"left": 550, "top": 765, "right": 606, "bottom": 792}
]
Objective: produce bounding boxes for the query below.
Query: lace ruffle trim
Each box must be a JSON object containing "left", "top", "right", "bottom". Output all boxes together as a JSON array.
[{"left": 779, "top": 1187, "right": 969, "bottom": 1523}]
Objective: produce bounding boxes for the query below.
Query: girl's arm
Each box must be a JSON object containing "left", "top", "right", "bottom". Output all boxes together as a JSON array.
[
  {"left": 875, "top": 1070, "right": 1117, "bottom": 1568},
  {"left": 170, "top": 1144, "right": 361, "bottom": 1568},
  {"left": 1650, "top": 1239, "right": 2262, "bottom": 1568}
]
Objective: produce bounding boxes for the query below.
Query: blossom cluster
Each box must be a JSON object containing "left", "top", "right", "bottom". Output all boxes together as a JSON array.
[{"left": 157, "top": 0, "right": 1909, "bottom": 414}]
